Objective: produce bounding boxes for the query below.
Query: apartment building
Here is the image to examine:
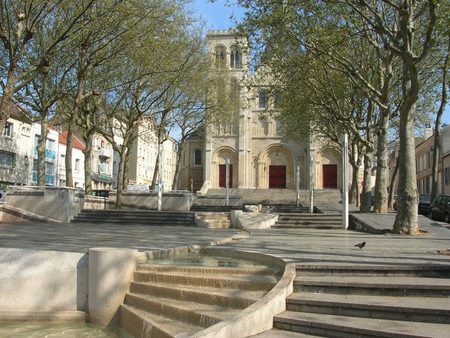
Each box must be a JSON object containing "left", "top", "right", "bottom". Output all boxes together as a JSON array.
[
  {"left": 31, "top": 124, "right": 59, "bottom": 186},
  {"left": 58, "top": 131, "right": 85, "bottom": 189},
  {"left": 0, "top": 103, "right": 33, "bottom": 189}
]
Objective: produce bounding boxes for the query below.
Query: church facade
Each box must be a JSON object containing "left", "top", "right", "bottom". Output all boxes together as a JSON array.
[{"left": 180, "top": 30, "right": 343, "bottom": 193}]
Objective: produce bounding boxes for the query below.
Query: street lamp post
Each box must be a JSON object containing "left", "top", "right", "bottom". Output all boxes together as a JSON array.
[
  {"left": 296, "top": 163, "right": 300, "bottom": 207},
  {"left": 342, "top": 133, "right": 349, "bottom": 229},
  {"left": 226, "top": 159, "right": 230, "bottom": 206},
  {"left": 157, "top": 141, "right": 162, "bottom": 211}
]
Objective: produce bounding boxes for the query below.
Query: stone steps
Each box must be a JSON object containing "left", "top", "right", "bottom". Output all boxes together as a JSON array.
[
  {"left": 194, "top": 212, "right": 232, "bottom": 229},
  {"left": 120, "top": 304, "right": 202, "bottom": 338},
  {"left": 294, "top": 276, "right": 450, "bottom": 297},
  {"left": 136, "top": 264, "right": 279, "bottom": 275},
  {"left": 130, "top": 281, "right": 264, "bottom": 309},
  {"left": 296, "top": 264, "right": 450, "bottom": 277},
  {"left": 134, "top": 270, "right": 277, "bottom": 291},
  {"left": 120, "top": 262, "right": 278, "bottom": 337},
  {"left": 274, "top": 311, "right": 450, "bottom": 338},
  {"left": 273, "top": 213, "right": 342, "bottom": 229},
  {"left": 286, "top": 292, "right": 450, "bottom": 324},
  {"left": 125, "top": 293, "right": 241, "bottom": 326},
  {"left": 71, "top": 210, "right": 195, "bottom": 226},
  {"left": 272, "top": 264, "right": 450, "bottom": 337}
]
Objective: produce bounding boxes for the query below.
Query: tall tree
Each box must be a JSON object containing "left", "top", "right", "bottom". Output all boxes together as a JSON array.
[{"left": 0, "top": 0, "right": 94, "bottom": 131}]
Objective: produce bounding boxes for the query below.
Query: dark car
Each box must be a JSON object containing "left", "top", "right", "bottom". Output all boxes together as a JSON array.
[
  {"left": 429, "top": 194, "right": 450, "bottom": 223},
  {"left": 418, "top": 193, "right": 431, "bottom": 215}
]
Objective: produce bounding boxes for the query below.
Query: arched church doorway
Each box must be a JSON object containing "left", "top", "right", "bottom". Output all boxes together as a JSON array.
[
  {"left": 260, "top": 145, "right": 294, "bottom": 189},
  {"left": 213, "top": 147, "right": 238, "bottom": 188}
]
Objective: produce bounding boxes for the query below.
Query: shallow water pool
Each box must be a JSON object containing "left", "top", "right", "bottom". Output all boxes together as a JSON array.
[
  {"left": 145, "top": 253, "right": 269, "bottom": 268},
  {"left": 0, "top": 322, "right": 132, "bottom": 338}
]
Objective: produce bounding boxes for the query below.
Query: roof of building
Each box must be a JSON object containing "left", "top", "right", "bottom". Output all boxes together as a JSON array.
[
  {"left": 1, "top": 96, "right": 33, "bottom": 124},
  {"left": 59, "top": 131, "right": 86, "bottom": 150}
]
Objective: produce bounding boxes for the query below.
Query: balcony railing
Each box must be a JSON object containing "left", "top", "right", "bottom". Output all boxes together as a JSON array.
[
  {"left": 98, "top": 163, "right": 109, "bottom": 174},
  {"left": 97, "top": 147, "right": 111, "bottom": 158}
]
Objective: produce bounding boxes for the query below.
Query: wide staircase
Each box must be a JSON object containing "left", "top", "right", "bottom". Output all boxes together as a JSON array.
[
  {"left": 272, "top": 213, "right": 342, "bottom": 229},
  {"left": 273, "top": 264, "right": 450, "bottom": 337},
  {"left": 71, "top": 209, "right": 195, "bottom": 226},
  {"left": 195, "top": 212, "right": 232, "bottom": 228},
  {"left": 120, "top": 262, "right": 280, "bottom": 337}
]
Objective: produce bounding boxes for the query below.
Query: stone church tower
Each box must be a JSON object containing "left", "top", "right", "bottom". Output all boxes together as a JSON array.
[{"left": 180, "top": 30, "right": 343, "bottom": 192}]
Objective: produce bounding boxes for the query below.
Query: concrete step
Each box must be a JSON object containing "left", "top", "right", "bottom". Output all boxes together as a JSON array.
[
  {"left": 125, "top": 293, "right": 241, "bottom": 327},
  {"left": 0, "top": 310, "right": 85, "bottom": 322},
  {"left": 120, "top": 304, "right": 202, "bottom": 338},
  {"left": 274, "top": 224, "right": 342, "bottom": 229},
  {"left": 287, "top": 292, "right": 450, "bottom": 324},
  {"left": 190, "top": 205, "right": 242, "bottom": 212},
  {"left": 130, "top": 281, "right": 265, "bottom": 309},
  {"left": 294, "top": 276, "right": 450, "bottom": 297},
  {"left": 134, "top": 271, "right": 278, "bottom": 291},
  {"left": 274, "top": 310, "right": 450, "bottom": 338},
  {"left": 136, "top": 264, "right": 280, "bottom": 276},
  {"left": 251, "top": 329, "right": 321, "bottom": 337},
  {"left": 296, "top": 264, "right": 450, "bottom": 277}
]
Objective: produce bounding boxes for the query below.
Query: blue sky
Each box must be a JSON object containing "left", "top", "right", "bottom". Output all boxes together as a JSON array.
[
  {"left": 188, "top": 0, "right": 244, "bottom": 30},
  {"left": 188, "top": 1, "right": 449, "bottom": 126}
]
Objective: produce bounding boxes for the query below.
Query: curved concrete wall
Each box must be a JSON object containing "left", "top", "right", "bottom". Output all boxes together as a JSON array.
[{"left": 0, "top": 248, "right": 88, "bottom": 312}]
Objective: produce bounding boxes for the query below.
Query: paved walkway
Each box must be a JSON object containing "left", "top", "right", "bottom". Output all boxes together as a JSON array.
[
  {"left": 0, "top": 222, "right": 239, "bottom": 253},
  {"left": 216, "top": 212, "right": 450, "bottom": 266},
  {"left": 0, "top": 214, "right": 449, "bottom": 266}
]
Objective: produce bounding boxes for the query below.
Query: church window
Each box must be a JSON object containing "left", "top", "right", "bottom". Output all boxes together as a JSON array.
[
  {"left": 194, "top": 149, "right": 202, "bottom": 166},
  {"left": 230, "top": 78, "right": 240, "bottom": 111},
  {"left": 274, "top": 91, "right": 282, "bottom": 108},
  {"left": 215, "top": 46, "right": 226, "bottom": 69},
  {"left": 230, "top": 46, "right": 242, "bottom": 69},
  {"left": 259, "top": 91, "right": 268, "bottom": 109}
]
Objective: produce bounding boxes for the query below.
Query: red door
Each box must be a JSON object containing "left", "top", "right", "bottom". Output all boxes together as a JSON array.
[
  {"left": 219, "top": 164, "right": 233, "bottom": 188},
  {"left": 269, "top": 165, "right": 286, "bottom": 188},
  {"left": 323, "top": 164, "right": 337, "bottom": 188}
]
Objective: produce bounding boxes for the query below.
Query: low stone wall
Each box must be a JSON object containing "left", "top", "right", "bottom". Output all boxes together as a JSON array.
[
  {"left": 231, "top": 210, "right": 278, "bottom": 229},
  {"left": 108, "top": 191, "right": 190, "bottom": 211},
  {"left": 5, "top": 186, "right": 84, "bottom": 223},
  {"left": 0, "top": 248, "right": 88, "bottom": 312},
  {"left": 84, "top": 196, "right": 108, "bottom": 210}
]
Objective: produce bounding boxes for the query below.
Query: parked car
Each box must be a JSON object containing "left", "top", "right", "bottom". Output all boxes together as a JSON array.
[
  {"left": 429, "top": 194, "right": 450, "bottom": 223},
  {"left": 418, "top": 193, "right": 431, "bottom": 215}
]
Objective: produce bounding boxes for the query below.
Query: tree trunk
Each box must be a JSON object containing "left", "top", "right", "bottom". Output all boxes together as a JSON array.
[
  {"left": 350, "top": 162, "right": 360, "bottom": 206},
  {"left": 115, "top": 147, "right": 126, "bottom": 209},
  {"left": 122, "top": 148, "right": 130, "bottom": 191},
  {"left": 172, "top": 141, "right": 184, "bottom": 190},
  {"left": 83, "top": 137, "right": 93, "bottom": 196},
  {"left": 360, "top": 153, "right": 373, "bottom": 212},
  {"left": 0, "top": 70, "right": 17, "bottom": 132},
  {"left": 431, "top": 37, "right": 449, "bottom": 201},
  {"left": 388, "top": 155, "right": 400, "bottom": 210},
  {"left": 373, "top": 112, "right": 389, "bottom": 213},
  {"left": 37, "top": 121, "right": 49, "bottom": 186},
  {"left": 393, "top": 67, "right": 419, "bottom": 234},
  {"left": 65, "top": 121, "right": 74, "bottom": 187},
  {"left": 151, "top": 145, "right": 161, "bottom": 190}
]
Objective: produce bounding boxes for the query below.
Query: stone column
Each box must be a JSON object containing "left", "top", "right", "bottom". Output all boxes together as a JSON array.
[{"left": 88, "top": 247, "right": 137, "bottom": 326}]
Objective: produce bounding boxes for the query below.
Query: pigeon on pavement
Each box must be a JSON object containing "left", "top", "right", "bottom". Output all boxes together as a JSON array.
[{"left": 354, "top": 241, "right": 366, "bottom": 249}]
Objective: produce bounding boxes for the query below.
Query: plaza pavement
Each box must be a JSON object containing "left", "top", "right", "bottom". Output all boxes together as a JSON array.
[{"left": 0, "top": 214, "right": 449, "bottom": 266}]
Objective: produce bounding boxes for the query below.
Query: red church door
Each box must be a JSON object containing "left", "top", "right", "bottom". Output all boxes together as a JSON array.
[
  {"left": 269, "top": 165, "right": 286, "bottom": 188},
  {"left": 219, "top": 164, "right": 233, "bottom": 188},
  {"left": 323, "top": 164, "right": 337, "bottom": 188}
]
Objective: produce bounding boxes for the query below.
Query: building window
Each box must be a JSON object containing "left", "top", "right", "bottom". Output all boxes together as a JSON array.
[
  {"left": 230, "top": 46, "right": 242, "bottom": 69},
  {"left": 45, "top": 162, "right": 55, "bottom": 175},
  {"left": 215, "top": 45, "right": 226, "bottom": 69},
  {"left": 47, "top": 139, "right": 55, "bottom": 151},
  {"left": 0, "top": 151, "right": 14, "bottom": 167},
  {"left": 258, "top": 91, "right": 268, "bottom": 109},
  {"left": 445, "top": 167, "right": 450, "bottom": 185},
  {"left": 3, "top": 122, "right": 13, "bottom": 137},
  {"left": 194, "top": 149, "right": 202, "bottom": 166},
  {"left": 274, "top": 91, "right": 282, "bottom": 108},
  {"left": 75, "top": 158, "right": 80, "bottom": 171}
]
